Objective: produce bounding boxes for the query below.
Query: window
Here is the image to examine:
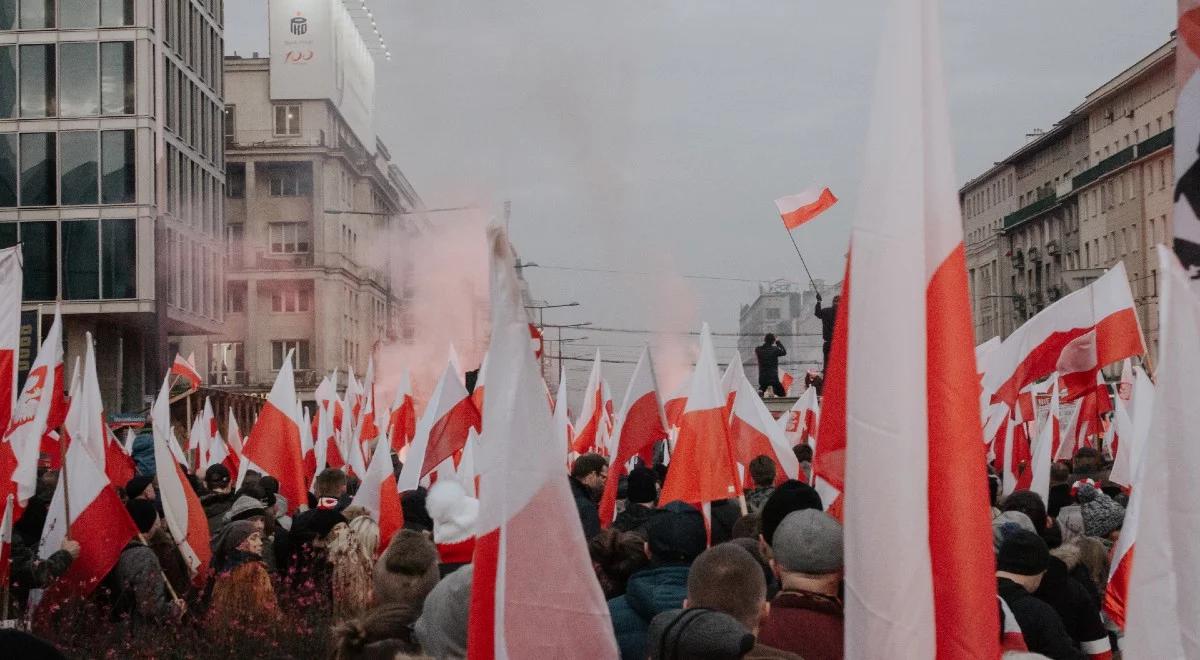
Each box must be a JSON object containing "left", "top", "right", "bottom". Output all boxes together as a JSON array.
[
  {"left": 101, "top": 218, "right": 135, "bottom": 298},
  {"left": 225, "top": 223, "right": 243, "bottom": 267},
  {"left": 20, "top": 44, "right": 55, "bottom": 118},
  {"left": 61, "top": 0, "right": 99, "bottom": 28},
  {"left": 267, "top": 164, "right": 311, "bottom": 196},
  {"left": 0, "top": 134, "right": 15, "bottom": 207},
  {"left": 0, "top": 46, "right": 16, "bottom": 119},
  {"left": 209, "top": 341, "right": 245, "bottom": 384},
  {"left": 60, "top": 131, "right": 98, "bottom": 205},
  {"left": 101, "top": 129, "right": 134, "bottom": 203},
  {"left": 765, "top": 308, "right": 781, "bottom": 320},
  {"left": 100, "top": 41, "right": 134, "bottom": 114},
  {"left": 60, "top": 42, "right": 99, "bottom": 117},
  {"left": 22, "top": 221, "right": 56, "bottom": 300},
  {"left": 0, "top": 0, "right": 13, "bottom": 29},
  {"left": 226, "top": 162, "right": 244, "bottom": 198},
  {"left": 100, "top": 0, "right": 133, "bottom": 26},
  {"left": 63, "top": 220, "right": 100, "bottom": 299},
  {"left": 19, "top": 0, "right": 54, "bottom": 29},
  {"left": 273, "top": 104, "right": 301, "bottom": 136},
  {"left": 19, "top": 133, "right": 55, "bottom": 206},
  {"left": 268, "top": 222, "right": 310, "bottom": 254},
  {"left": 271, "top": 287, "right": 312, "bottom": 313},
  {"left": 271, "top": 340, "right": 310, "bottom": 370},
  {"left": 225, "top": 282, "right": 246, "bottom": 313},
  {"left": 224, "top": 105, "right": 236, "bottom": 139}
]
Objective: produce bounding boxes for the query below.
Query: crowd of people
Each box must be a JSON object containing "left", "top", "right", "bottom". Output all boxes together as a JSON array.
[{"left": 1, "top": 417, "right": 1129, "bottom": 660}]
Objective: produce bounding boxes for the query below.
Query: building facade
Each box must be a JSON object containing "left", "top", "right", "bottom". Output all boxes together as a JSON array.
[
  {"left": 960, "top": 37, "right": 1175, "bottom": 362},
  {"left": 177, "top": 55, "right": 421, "bottom": 399},
  {"left": 0, "top": 0, "right": 225, "bottom": 410},
  {"left": 738, "top": 279, "right": 841, "bottom": 376}
]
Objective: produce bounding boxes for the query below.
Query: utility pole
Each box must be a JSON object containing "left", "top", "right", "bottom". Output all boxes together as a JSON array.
[{"left": 524, "top": 302, "right": 582, "bottom": 380}]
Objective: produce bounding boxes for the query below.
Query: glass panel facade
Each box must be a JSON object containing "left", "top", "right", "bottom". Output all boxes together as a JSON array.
[
  {"left": 19, "top": 0, "right": 53, "bottom": 29},
  {"left": 63, "top": 220, "right": 99, "bottom": 299},
  {"left": 61, "top": 0, "right": 99, "bottom": 28},
  {"left": 60, "top": 42, "right": 98, "bottom": 117},
  {"left": 0, "top": 0, "right": 14, "bottom": 30},
  {"left": 19, "top": 132, "right": 55, "bottom": 206},
  {"left": 100, "top": 0, "right": 132, "bottom": 27},
  {"left": 0, "top": 46, "right": 15, "bottom": 119},
  {"left": 0, "top": 224, "right": 16, "bottom": 248},
  {"left": 100, "top": 41, "right": 133, "bottom": 115},
  {"left": 60, "top": 131, "right": 98, "bottom": 205},
  {"left": 102, "top": 218, "right": 135, "bottom": 298},
  {"left": 21, "top": 221, "right": 56, "bottom": 300},
  {"left": 0, "top": 134, "right": 14, "bottom": 208},
  {"left": 100, "top": 129, "right": 133, "bottom": 203},
  {"left": 19, "top": 44, "right": 54, "bottom": 118}
]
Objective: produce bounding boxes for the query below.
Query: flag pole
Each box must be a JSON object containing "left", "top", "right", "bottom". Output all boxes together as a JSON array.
[
  {"left": 59, "top": 429, "right": 70, "bottom": 538},
  {"left": 137, "top": 532, "right": 182, "bottom": 603},
  {"left": 783, "top": 227, "right": 820, "bottom": 293},
  {"left": 1, "top": 494, "right": 11, "bottom": 621}
]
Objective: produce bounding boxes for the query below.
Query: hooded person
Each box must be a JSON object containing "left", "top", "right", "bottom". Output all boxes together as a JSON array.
[
  {"left": 413, "top": 563, "right": 473, "bottom": 659},
  {"left": 425, "top": 480, "right": 478, "bottom": 576},
  {"left": 612, "top": 465, "right": 658, "bottom": 535},
  {"left": 758, "top": 510, "right": 845, "bottom": 660},
  {"left": 130, "top": 430, "right": 156, "bottom": 476},
  {"left": 373, "top": 529, "right": 441, "bottom": 609},
  {"left": 608, "top": 501, "right": 708, "bottom": 660},
  {"left": 207, "top": 519, "right": 281, "bottom": 637}
]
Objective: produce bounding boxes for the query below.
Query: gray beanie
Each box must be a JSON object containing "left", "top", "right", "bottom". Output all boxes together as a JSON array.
[
  {"left": 1075, "top": 483, "right": 1124, "bottom": 538},
  {"left": 414, "top": 563, "right": 473, "bottom": 658},
  {"left": 771, "top": 509, "right": 843, "bottom": 574},
  {"left": 992, "top": 510, "right": 1036, "bottom": 553},
  {"left": 647, "top": 608, "right": 754, "bottom": 660},
  {"left": 223, "top": 494, "right": 267, "bottom": 523}
]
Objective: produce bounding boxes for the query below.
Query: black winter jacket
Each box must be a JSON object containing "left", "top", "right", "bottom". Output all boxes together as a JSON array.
[{"left": 998, "top": 577, "right": 1084, "bottom": 660}]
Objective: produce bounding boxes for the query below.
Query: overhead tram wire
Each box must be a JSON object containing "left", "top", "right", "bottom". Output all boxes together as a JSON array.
[{"left": 529, "top": 264, "right": 770, "bottom": 285}]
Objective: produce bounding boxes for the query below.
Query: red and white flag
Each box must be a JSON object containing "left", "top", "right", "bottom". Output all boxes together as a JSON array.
[
  {"left": 224, "top": 414, "right": 244, "bottom": 477},
  {"left": 553, "top": 367, "right": 574, "bottom": 461},
  {"left": 388, "top": 368, "right": 417, "bottom": 452},
  {"left": 468, "top": 222, "right": 616, "bottom": 659},
  {"left": 982, "top": 262, "right": 1144, "bottom": 409},
  {"left": 188, "top": 397, "right": 216, "bottom": 471},
  {"left": 599, "top": 347, "right": 668, "bottom": 528},
  {"left": 0, "top": 247, "right": 21, "bottom": 435},
  {"left": 823, "top": 0, "right": 1000, "bottom": 654},
  {"left": 0, "top": 493, "right": 13, "bottom": 589},
  {"left": 151, "top": 376, "right": 211, "bottom": 583},
  {"left": 1123, "top": 247, "right": 1199, "bottom": 656},
  {"left": 471, "top": 353, "right": 489, "bottom": 414},
  {"left": 0, "top": 307, "right": 64, "bottom": 513},
  {"left": 730, "top": 366, "right": 801, "bottom": 484},
  {"left": 171, "top": 352, "right": 202, "bottom": 391},
  {"left": 396, "top": 350, "right": 481, "bottom": 492},
  {"left": 779, "top": 385, "right": 820, "bottom": 448},
  {"left": 38, "top": 435, "right": 138, "bottom": 602},
  {"left": 780, "top": 370, "right": 795, "bottom": 395},
  {"left": 64, "top": 334, "right": 134, "bottom": 489},
  {"left": 1028, "top": 374, "right": 1060, "bottom": 503},
  {"left": 775, "top": 187, "right": 839, "bottom": 231},
  {"left": 241, "top": 352, "right": 306, "bottom": 513},
  {"left": 351, "top": 436, "right": 403, "bottom": 556},
  {"left": 719, "top": 353, "right": 741, "bottom": 418},
  {"left": 659, "top": 324, "right": 741, "bottom": 508},
  {"left": 1108, "top": 367, "right": 1154, "bottom": 489},
  {"left": 572, "top": 350, "right": 606, "bottom": 455}
]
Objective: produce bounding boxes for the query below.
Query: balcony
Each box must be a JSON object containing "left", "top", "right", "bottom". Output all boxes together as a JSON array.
[
  {"left": 1004, "top": 193, "right": 1058, "bottom": 230},
  {"left": 1045, "top": 240, "right": 1060, "bottom": 257},
  {"left": 226, "top": 129, "right": 330, "bottom": 149},
  {"left": 1073, "top": 147, "right": 1135, "bottom": 189},
  {"left": 254, "top": 251, "right": 314, "bottom": 271},
  {"left": 1011, "top": 249, "right": 1025, "bottom": 270},
  {"left": 1138, "top": 126, "right": 1173, "bottom": 156},
  {"left": 1027, "top": 246, "right": 1042, "bottom": 263},
  {"left": 1047, "top": 285, "right": 1064, "bottom": 302},
  {"left": 208, "top": 371, "right": 248, "bottom": 387}
]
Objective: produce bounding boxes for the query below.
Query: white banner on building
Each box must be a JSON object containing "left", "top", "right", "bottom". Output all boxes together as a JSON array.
[
  {"left": 269, "top": 0, "right": 376, "bottom": 152},
  {"left": 1175, "top": 2, "right": 1200, "bottom": 286}
]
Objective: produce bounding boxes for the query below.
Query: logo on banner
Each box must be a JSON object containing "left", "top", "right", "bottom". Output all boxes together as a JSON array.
[
  {"left": 290, "top": 13, "right": 308, "bottom": 35},
  {"left": 10, "top": 364, "right": 47, "bottom": 430},
  {"left": 285, "top": 51, "right": 314, "bottom": 63}
]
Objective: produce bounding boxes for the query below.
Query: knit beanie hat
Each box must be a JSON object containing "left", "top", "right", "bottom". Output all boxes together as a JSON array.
[
  {"left": 205, "top": 463, "right": 231, "bottom": 487},
  {"left": 126, "top": 498, "right": 158, "bottom": 534},
  {"left": 647, "top": 608, "right": 755, "bottom": 660},
  {"left": 426, "top": 480, "right": 478, "bottom": 565},
  {"left": 124, "top": 475, "right": 153, "bottom": 499},
  {"left": 414, "top": 563, "right": 473, "bottom": 658},
  {"left": 373, "top": 529, "right": 441, "bottom": 608},
  {"left": 759, "top": 480, "right": 823, "bottom": 545},
  {"left": 996, "top": 529, "right": 1050, "bottom": 576},
  {"left": 1074, "top": 481, "right": 1125, "bottom": 538},
  {"left": 626, "top": 466, "right": 658, "bottom": 505},
  {"left": 646, "top": 501, "right": 708, "bottom": 564},
  {"left": 771, "top": 509, "right": 843, "bottom": 574},
  {"left": 991, "top": 510, "right": 1036, "bottom": 553}
]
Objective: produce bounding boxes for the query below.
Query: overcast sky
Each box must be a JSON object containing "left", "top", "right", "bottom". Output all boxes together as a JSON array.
[{"left": 226, "top": 1, "right": 1174, "bottom": 393}]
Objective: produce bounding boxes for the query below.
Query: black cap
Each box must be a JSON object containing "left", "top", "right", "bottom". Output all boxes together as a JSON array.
[
  {"left": 205, "top": 463, "right": 231, "bottom": 485},
  {"left": 626, "top": 466, "right": 658, "bottom": 504},
  {"left": 646, "top": 501, "right": 707, "bottom": 563},
  {"left": 759, "top": 480, "right": 823, "bottom": 545},
  {"left": 997, "top": 529, "right": 1050, "bottom": 576},
  {"left": 124, "top": 475, "right": 153, "bottom": 499},
  {"left": 126, "top": 499, "right": 158, "bottom": 534}
]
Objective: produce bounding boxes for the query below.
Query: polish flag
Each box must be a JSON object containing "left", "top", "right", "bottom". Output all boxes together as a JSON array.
[
  {"left": 1000, "top": 407, "right": 1033, "bottom": 497},
  {"left": 599, "top": 347, "right": 668, "bottom": 528},
  {"left": 0, "top": 494, "right": 12, "bottom": 589},
  {"left": 471, "top": 353, "right": 489, "bottom": 414},
  {"left": 553, "top": 367, "right": 574, "bottom": 460},
  {"left": 223, "top": 414, "right": 244, "bottom": 477},
  {"left": 982, "top": 262, "right": 1144, "bottom": 409},
  {"left": 825, "top": 0, "right": 1000, "bottom": 654},
  {"left": 171, "top": 352, "right": 202, "bottom": 391},
  {"left": 468, "top": 222, "right": 617, "bottom": 659},
  {"left": 205, "top": 421, "right": 230, "bottom": 473},
  {"left": 396, "top": 351, "right": 481, "bottom": 492},
  {"left": 315, "top": 371, "right": 344, "bottom": 434},
  {"left": 346, "top": 368, "right": 364, "bottom": 422},
  {"left": 64, "top": 334, "right": 133, "bottom": 488},
  {"left": 299, "top": 406, "right": 315, "bottom": 482},
  {"left": 730, "top": 366, "right": 801, "bottom": 484},
  {"left": 1116, "top": 358, "right": 1134, "bottom": 401},
  {"left": 343, "top": 401, "right": 370, "bottom": 479},
  {"left": 150, "top": 376, "right": 211, "bottom": 583},
  {"left": 241, "top": 352, "right": 306, "bottom": 513},
  {"left": 1028, "top": 374, "right": 1060, "bottom": 503},
  {"left": 1108, "top": 367, "right": 1154, "bottom": 489},
  {"left": 780, "top": 370, "right": 795, "bottom": 395},
  {"left": 1123, "top": 248, "right": 1199, "bottom": 656},
  {"left": 351, "top": 437, "right": 403, "bottom": 556},
  {"left": 188, "top": 398, "right": 216, "bottom": 471},
  {"left": 663, "top": 382, "right": 689, "bottom": 430},
  {"left": 572, "top": 350, "right": 606, "bottom": 455},
  {"left": 775, "top": 187, "right": 839, "bottom": 231},
  {"left": 388, "top": 369, "right": 417, "bottom": 452},
  {"left": 719, "top": 353, "right": 741, "bottom": 419},
  {"left": 659, "top": 324, "right": 741, "bottom": 507},
  {"left": 779, "top": 386, "right": 820, "bottom": 448},
  {"left": 0, "top": 307, "right": 64, "bottom": 513},
  {"left": 357, "top": 361, "right": 380, "bottom": 449},
  {"left": 0, "top": 247, "right": 21, "bottom": 435},
  {"left": 38, "top": 436, "right": 138, "bottom": 602},
  {"left": 315, "top": 396, "right": 344, "bottom": 472}
]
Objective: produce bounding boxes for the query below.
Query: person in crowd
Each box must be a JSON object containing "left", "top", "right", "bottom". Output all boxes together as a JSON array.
[
  {"left": 0, "top": 629, "right": 68, "bottom": 660},
  {"left": 7, "top": 531, "right": 78, "bottom": 619},
  {"left": 570, "top": 453, "right": 608, "bottom": 540},
  {"left": 682, "top": 544, "right": 799, "bottom": 659},
  {"left": 413, "top": 563, "right": 473, "bottom": 659},
  {"left": 1061, "top": 536, "right": 1110, "bottom": 600},
  {"left": 791, "top": 444, "right": 813, "bottom": 483},
  {"left": 310, "top": 468, "right": 351, "bottom": 509},
  {"left": 130, "top": 430, "right": 156, "bottom": 476},
  {"left": 1070, "top": 448, "right": 1122, "bottom": 499},
  {"left": 401, "top": 487, "right": 434, "bottom": 533},
  {"left": 992, "top": 511, "right": 1036, "bottom": 553},
  {"left": 589, "top": 528, "right": 651, "bottom": 600},
  {"left": 112, "top": 500, "right": 185, "bottom": 625},
  {"left": 732, "top": 512, "right": 762, "bottom": 540},
  {"left": 744, "top": 456, "right": 778, "bottom": 514},
  {"left": 758, "top": 480, "right": 823, "bottom": 547},
  {"left": 727, "top": 538, "right": 780, "bottom": 600},
  {"left": 14, "top": 471, "right": 58, "bottom": 551},
  {"left": 331, "top": 603, "right": 423, "bottom": 659},
  {"left": 755, "top": 334, "right": 787, "bottom": 397},
  {"left": 259, "top": 475, "right": 293, "bottom": 532},
  {"left": 1074, "top": 480, "right": 1124, "bottom": 543},
  {"left": 427, "top": 480, "right": 478, "bottom": 576},
  {"left": 207, "top": 520, "right": 281, "bottom": 635},
  {"left": 608, "top": 500, "right": 708, "bottom": 660},
  {"left": 373, "top": 529, "right": 441, "bottom": 609},
  {"left": 1047, "top": 462, "right": 1073, "bottom": 518},
  {"left": 647, "top": 608, "right": 756, "bottom": 660},
  {"left": 1002, "top": 489, "right": 1061, "bottom": 548},
  {"left": 284, "top": 506, "right": 346, "bottom": 599},
  {"left": 995, "top": 530, "right": 1084, "bottom": 660},
  {"left": 123, "top": 475, "right": 155, "bottom": 503},
  {"left": 328, "top": 515, "right": 380, "bottom": 621},
  {"left": 146, "top": 506, "right": 194, "bottom": 599},
  {"left": 612, "top": 465, "right": 658, "bottom": 534},
  {"left": 813, "top": 294, "right": 839, "bottom": 375},
  {"left": 758, "top": 509, "right": 844, "bottom": 660},
  {"left": 200, "top": 464, "right": 237, "bottom": 530}
]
